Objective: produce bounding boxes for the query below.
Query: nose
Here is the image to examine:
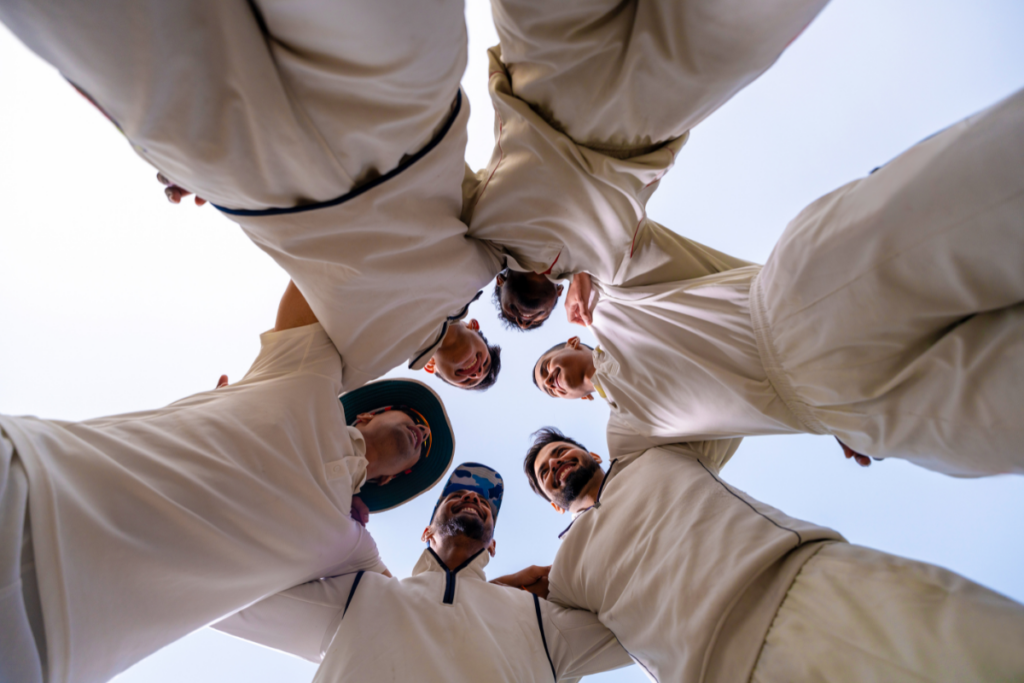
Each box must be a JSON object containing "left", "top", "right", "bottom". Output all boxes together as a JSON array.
[{"left": 417, "top": 424, "right": 431, "bottom": 443}]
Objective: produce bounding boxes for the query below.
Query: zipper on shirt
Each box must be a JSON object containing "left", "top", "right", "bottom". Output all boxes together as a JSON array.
[{"left": 427, "top": 547, "right": 486, "bottom": 605}]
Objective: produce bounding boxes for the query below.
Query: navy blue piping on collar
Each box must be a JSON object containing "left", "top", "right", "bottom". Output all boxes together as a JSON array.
[
  {"left": 557, "top": 459, "right": 617, "bottom": 540},
  {"left": 341, "top": 570, "right": 365, "bottom": 618},
  {"left": 407, "top": 290, "right": 483, "bottom": 370},
  {"left": 533, "top": 594, "right": 558, "bottom": 682},
  {"left": 697, "top": 461, "right": 804, "bottom": 544},
  {"left": 427, "top": 546, "right": 486, "bottom": 605},
  {"left": 214, "top": 90, "right": 463, "bottom": 217}
]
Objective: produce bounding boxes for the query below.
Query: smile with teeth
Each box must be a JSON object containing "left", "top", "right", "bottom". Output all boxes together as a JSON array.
[
  {"left": 453, "top": 501, "right": 485, "bottom": 518},
  {"left": 554, "top": 461, "right": 575, "bottom": 486}
]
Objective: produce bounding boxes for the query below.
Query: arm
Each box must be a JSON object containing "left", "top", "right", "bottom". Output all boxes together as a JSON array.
[
  {"left": 541, "top": 600, "right": 634, "bottom": 680},
  {"left": 274, "top": 280, "right": 319, "bottom": 332},
  {"left": 213, "top": 574, "right": 358, "bottom": 663}
]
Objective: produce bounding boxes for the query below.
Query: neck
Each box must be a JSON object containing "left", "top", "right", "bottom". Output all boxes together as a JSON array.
[
  {"left": 567, "top": 468, "right": 605, "bottom": 515},
  {"left": 430, "top": 535, "right": 486, "bottom": 571},
  {"left": 438, "top": 324, "right": 462, "bottom": 354},
  {"left": 354, "top": 425, "right": 386, "bottom": 481}
]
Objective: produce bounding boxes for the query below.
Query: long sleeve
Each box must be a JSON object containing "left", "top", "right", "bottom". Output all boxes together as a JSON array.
[
  {"left": 540, "top": 600, "right": 634, "bottom": 680},
  {"left": 213, "top": 573, "right": 363, "bottom": 663}
]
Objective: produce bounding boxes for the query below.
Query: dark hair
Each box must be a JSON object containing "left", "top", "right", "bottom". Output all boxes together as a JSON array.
[
  {"left": 492, "top": 269, "right": 526, "bottom": 333},
  {"left": 471, "top": 329, "right": 502, "bottom": 391},
  {"left": 523, "top": 427, "right": 589, "bottom": 501},
  {"left": 531, "top": 341, "right": 593, "bottom": 392},
  {"left": 492, "top": 269, "right": 559, "bottom": 332},
  {"left": 438, "top": 328, "right": 502, "bottom": 392}
]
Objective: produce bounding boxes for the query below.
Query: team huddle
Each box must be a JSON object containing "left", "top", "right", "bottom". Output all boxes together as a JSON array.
[{"left": 1, "top": 0, "right": 1023, "bottom": 682}]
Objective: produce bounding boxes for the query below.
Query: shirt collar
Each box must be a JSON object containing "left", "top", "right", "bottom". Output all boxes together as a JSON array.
[
  {"left": 407, "top": 291, "right": 483, "bottom": 371},
  {"left": 412, "top": 546, "right": 490, "bottom": 581}
]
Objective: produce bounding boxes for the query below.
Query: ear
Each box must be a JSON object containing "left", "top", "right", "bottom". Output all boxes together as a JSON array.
[
  {"left": 581, "top": 393, "right": 594, "bottom": 401},
  {"left": 590, "top": 452, "right": 603, "bottom": 465},
  {"left": 550, "top": 502, "right": 566, "bottom": 514},
  {"left": 567, "top": 336, "right": 581, "bottom": 350},
  {"left": 424, "top": 357, "right": 437, "bottom": 374},
  {"left": 555, "top": 284, "right": 564, "bottom": 296},
  {"left": 496, "top": 273, "right": 506, "bottom": 286},
  {"left": 487, "top": 539, "right": 497, "bottom": 557},
  {"left": 421, "top": 527, "right": 434, "bottom": 544},
  {"left": 354, "top": 412, "right": 375, "bottom": 426},
  {"left": 374, "top": 474, "right": 396, "bottom": 487},
  {"left": 467, "top": 318, "right": 480, "bottom": 332}
]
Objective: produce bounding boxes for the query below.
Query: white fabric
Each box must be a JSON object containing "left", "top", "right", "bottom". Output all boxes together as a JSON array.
[
  {"left": 235, "top": 94, "right": 503, "bottom": 388},
  {"left": 548, "top": 445, "right": 843, "bottom": 683},
  {"left": 0, "top": 432, "right": 44, "bottom": 683},
  {"left": 489, "top": 0, "right": 829, "bottom": 154},
  {"left": 751, "top": 543, "right": 1024, "bottom": 682},
  {"left": 0, "top": 324, "right": 384, "bottom": 683},
  {"left": 588, "top": 89, "right": 1024, "bottom": 476},
  {"left": 217, "top": 548, "right": 633, "bottom": 682},
  {"left": 751, "top": 87, "right": 1024, "bottom": 476},
  {"left": 0, "top": 0, "right": 467, "bottom": 210},
  {"left": 589, "top": 267, "right": 804, "bottom": 467},
  {"left": 0, "top": 0, "right": 503, "bottom": 390},
  {"left": 466, "top": 48, "right": 753, "bottom": 285}
]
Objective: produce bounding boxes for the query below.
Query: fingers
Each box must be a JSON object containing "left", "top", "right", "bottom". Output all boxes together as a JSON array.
[
  {"left": 215, "top": 375, "right": 229, "bottom": 389},
  {"left": 350, "top": 496, "right": 370, "bottom": 526},
  {"left": 519, "top": 576, "right": 550, "bottom": 599},
  {"left": 837, "top": 438, "right": 872, "bottom": 467},
  {"left": 157, "top": 172, "right": 206, "bottom": 206}
]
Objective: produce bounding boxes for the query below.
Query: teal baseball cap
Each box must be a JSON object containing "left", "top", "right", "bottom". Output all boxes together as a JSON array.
[
  {"left": 340, "top": 379, "right": 455, "bottom": 513},
  {"left": 430, "top": 462, "right": 504, "bottom": 525}
]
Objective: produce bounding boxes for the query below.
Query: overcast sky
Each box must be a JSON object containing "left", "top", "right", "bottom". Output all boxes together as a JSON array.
[{"left": 1, "top": 1, "right": 1023, "bottom": 682}]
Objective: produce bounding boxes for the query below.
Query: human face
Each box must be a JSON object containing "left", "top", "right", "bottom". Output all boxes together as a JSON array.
[
  {"left": 533, "top": 442, "right": 601, "bottom": 509},
  {"left": 433, "top": 322, "right": 491, "bottom": 389},
  {"left": 433, "top": 490, "right": 495, "bottom": 542},
  {"left": 498, "top": 271, "right": 563, "bottom": 330},
  {"left": 359, "top": 409, "right": 430, "bottom": 477},
  {"left": 534, "top": 341, "right": 595, "bottom": 399}
]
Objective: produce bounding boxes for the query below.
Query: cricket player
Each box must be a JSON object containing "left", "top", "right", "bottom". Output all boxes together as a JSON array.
[
  {"left": 520, "top": 427, "right": 1024, "bottom": 682},
  {"left": 535, "top": 87, "right": 1024, "bottom": 477},
  {"left": 214, "top": 463, "right": 633, "bottom": 682},
  {"left": 0, "top": 0, "right": 506, "bottom": 391},
  {"left": 465, "top": 0, "right": 825, "bottom": 328},
  {"left": 0, "top": 281, "right": 458, "bottom": 683}
]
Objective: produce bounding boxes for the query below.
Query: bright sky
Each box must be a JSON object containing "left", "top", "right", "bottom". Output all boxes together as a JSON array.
[{"left": 1, "top": 1, "right": 1023, "bottom": 682}]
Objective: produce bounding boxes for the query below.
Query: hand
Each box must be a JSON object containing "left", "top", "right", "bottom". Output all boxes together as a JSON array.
[
  {"left": 491, "top": 565, "right": 551, "bottom": 599},
  {"left": 565, "top": 273, "right": 593, "bottom": 327},
  {"left": 157, "top": 172, "right": 207, "bottom": 206},
  {"left": 350, "top": 496, "right": 370, "bottom": 526},
  {"left": 837, "top": 438, "right": 872, "bottom": 467},
  {"left": 215, "top": 375, "right": 229, "bottom": 389}
]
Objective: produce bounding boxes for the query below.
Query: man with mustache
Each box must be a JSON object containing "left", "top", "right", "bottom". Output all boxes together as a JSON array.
[
  {"left": 521, "top": 427, "right": 1024, "bottom": 682},
  {"left": 0, "top": 281, "right": 457, "bottom": 683},
  {"left": 214, "top": 463, "right": 632, "bottom": 682}
]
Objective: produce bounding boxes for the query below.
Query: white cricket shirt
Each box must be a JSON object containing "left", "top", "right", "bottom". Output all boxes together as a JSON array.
[
  {"left": 548, "top": 445, "right": 843, "bottom": 683},
  {"left": 217, "top": 548, "right": 633, "bottom": 682},
  {"left": 0, "top": 323, "right": 384, "bottom": 683}
]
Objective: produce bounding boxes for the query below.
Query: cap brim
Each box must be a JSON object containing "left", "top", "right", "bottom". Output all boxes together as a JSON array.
[{"left": 340, "top": 379, "right": 455, "bottom": 513}]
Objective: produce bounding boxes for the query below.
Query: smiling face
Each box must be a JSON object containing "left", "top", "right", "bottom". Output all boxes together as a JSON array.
[
  {"left": 431, "top": 490, "right": 496, "bottom": 543},
  {"left": 432, "top": 322, "right": 493, "bottom": 389},
  {"left": 497, "top": 270, "right": 563, "bottom": 330},
  {"left": 533, "top": 441, "right": 602, "bottom": 509},
  {"left": 534, "top": 340, "right": 596, "bottom": 399}
]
